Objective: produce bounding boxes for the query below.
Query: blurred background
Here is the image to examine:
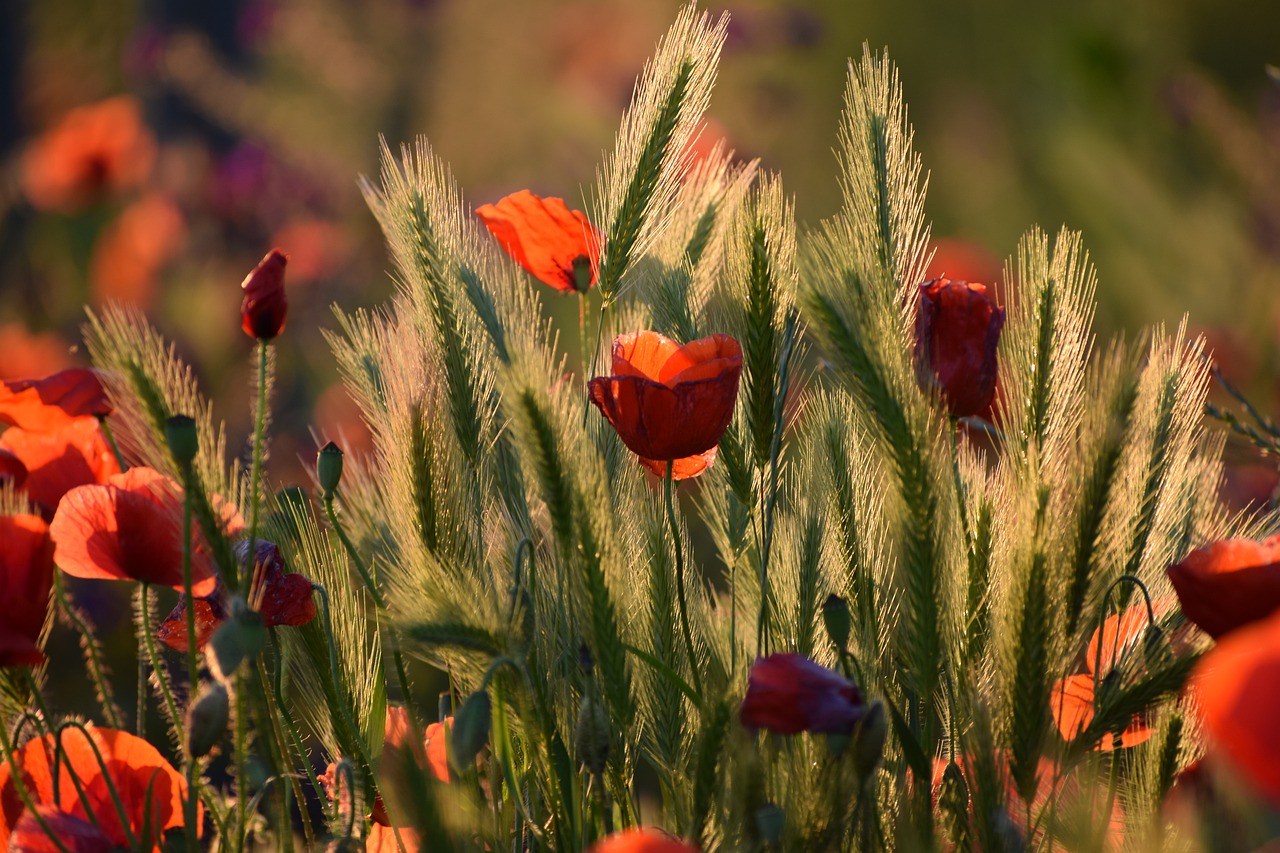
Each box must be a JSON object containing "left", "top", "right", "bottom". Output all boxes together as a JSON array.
[{"left": 1, "top": 0, "right": 1278, "bottom": 503}]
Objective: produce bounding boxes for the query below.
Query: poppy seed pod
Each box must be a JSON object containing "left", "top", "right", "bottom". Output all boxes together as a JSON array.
[
  {"left": 821, "top": 593, "right": 851, "bottom": 653},
  {"left": 450, "top": 690, "right": 492, "bottom": 770},
  {"left": 317, "top": 441, "right": 344, "bottom": 497},
  {"left": 187, "top": 683, "right": 230, "bottom": 758},
  {"left": 914, "top": 278, "right": 1004, "bottom": 418},
  {"left": 588, "top": 331, "right": 743, "bottom": 480},
  {"left": 476, "top": 190, "right": 601, "bottom": 293},
  {"left": 207, "top": 597, "right": 267, "bottom": 682},
  {"left": 164, "top": 414, "right": 199, "bottom": 467},
  {"left": 240, "top": 248, "right": 289, "bottom": 340}
]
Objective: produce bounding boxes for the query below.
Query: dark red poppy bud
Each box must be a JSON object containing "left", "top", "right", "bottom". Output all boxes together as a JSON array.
[
  {"left": 740, "top": 653, "right": 865, "bottom": 735},
  {"left": 240, "top": 248, "right": 289, "bottom": 339},
  {"left": 914, "top": 278, "right": 1005, "bottom": 418}
]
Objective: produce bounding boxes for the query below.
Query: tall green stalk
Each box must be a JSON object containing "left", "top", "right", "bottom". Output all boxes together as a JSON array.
[{"left": 664, "top": 461, "right": 703, "bottom": 700}]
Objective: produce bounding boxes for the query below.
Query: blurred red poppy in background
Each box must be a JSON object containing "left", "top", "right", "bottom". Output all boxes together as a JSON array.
[
  {"left": 1167, "top": 535, "right": 1280, "bottom": 639},
  {"left": 0, "top": 514, "right": 55, "bottom": 667},
  {"left": 240, "top": 249, "right": 289, "bottom": 340},
  {"left": 157, "top": 540, "right": 315, "bottom": 652},
  {"left": 1051, "top": 604, "right": 1165, "bottom": 751},
  {"left": 914, "top": 278, "right": 1005, "bottom": 419},
  {"left": 50, "top": 467, "right": 240, "bottom": 594},
  {"left": 0, "top": 725, "right": 194, "bottom": 850},
  {"left": 588, "top": 331, "right": 742, "bottom": 480},
  {"left": 477, "top": 190, "right": 601, "bottom": 293},
  {"left": 740, "top": 652, "right": 865, "bottom": 735},
  {"left": 1193, "top": 608, "right": 1280, "bottom": 807},
  {"left": 20, "top": 96, "right": 156, "bottom": 213},
  {"left": 587, "top": 827, "right": 699, "bottom": 853},
  {"left": 90, "top": 192, "right": 187, "bottom": 308}
]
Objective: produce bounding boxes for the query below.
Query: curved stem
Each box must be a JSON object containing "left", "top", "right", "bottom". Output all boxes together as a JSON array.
[
  {"left": 324, "top": 495, "right": 384, "bottom": 609},
  {"left": 242, "top": 338, "right": 270, "bottom": 598},
  {"left": 664, "top": 461, "right": 703, "bottom": 700},
  {"left": 0, "top": 731, "right": 74, "bottom": 853},
  {"left": 54, "top": 720, "right": 140, "bottom": 850},
  {"left": 138, "top": 584, "right": 184, "bottom": 745}
]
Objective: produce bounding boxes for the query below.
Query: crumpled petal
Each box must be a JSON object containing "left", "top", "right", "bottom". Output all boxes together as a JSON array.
[{"left": 477, "top": 190, "right": 600, "bottom": 293}]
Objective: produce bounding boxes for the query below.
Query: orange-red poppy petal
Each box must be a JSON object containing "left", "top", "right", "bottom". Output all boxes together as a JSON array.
[
  {"left": 639, "top": 447, "right": 718, "bottom": 481},
  {"left": 1051, "top": 674, "right": 1153, "bottom": 752},
  {"left": 1168, "top": 536, "right": 1280, "bottom": 639},
  {"left": 588, "top": 827, "right": 699, "bottom": 853},
  {"left": 477, "top": 190, "right": 600, "bottom": 293},
  {"left": 49, "top": 467, "right": 221, "bottom": 595},
  {"left": 1193, "top": 608, "right": 1280, "bottom": 806},
  {"left": 9, "top": 807, "right": 114, "bottom": 853},
  {"left": 0, "top": 370, "right": 112, "bottom": 432},
  {"left": 0, "top": 514, "right": 55, "bottom": 667},
  {"left": 0, "top": 420, "right": 121, "bottom": 516}
]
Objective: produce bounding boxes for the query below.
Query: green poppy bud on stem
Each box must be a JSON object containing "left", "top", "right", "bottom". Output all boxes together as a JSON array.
[
  {"left": 821, "top": 593, "right": 851, "bottom": 653},
  {"left": 165, "top": 414, "right": 199, "bottom": 467},
  {"left": 450, "top": 690, "right": 491, "bottom": 770},
  {"left": 853, "top": 699, "right": 887, "bottom": 782},
  {"left": 318, "top": 441, "right": 344, "bottom": 498},
  {"left": 574, "top": 693, "right": 611, "bottom": 776},
  {"left": 206, "top": 596, "right": 266, "bottom": 683},
  {"left": 186, "top": 682, "right": 229, "bottom": 758}
]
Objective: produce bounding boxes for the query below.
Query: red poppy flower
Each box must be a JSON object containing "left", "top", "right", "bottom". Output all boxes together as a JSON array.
[
  {"left": 20, "top": 96, "right": 156, "bottom": 214},
  {"left": 587, "top": 332, "right": 742, "bottom": 480},
  {"left": 588, "top": 827, "right": 699, "bottom": 853},
  {"left": 0, "top": 725, "right": 194, "bottom": 850},
  {"left": 1051, "top": 605, "right": 1163, "bottom": 751},
  {"left": 157, "top": 541, "right": 315, "bottom": 652},
  {"left": 740, "top": 653, "right": 866, "bottom": 735},
  {"left": 49, "top": 467, "right": 241, "bottom": 595},
  {"left": 0, "top": 370, "right": 111, "bottom": 433},
  {"left": 1193, "top": 608, "right": 1280, "bottom": 806},
  {"left": 0, "top": 515, "right": 55, "bottom": 667},
  {"left": 476, "top": 190, "right": 601, "bottom": 293},
  {"left": 0, "top": 449, "right": 27, "bottom": 489},
  {"left": 1167, "top": 535, "right": 1280, "bottom": 640},
  {"left": 914, "top": 278, "right": 1005, "bottom": 418},
  {"left": 9, "top": 806, "right": 115, "bottom": 853},
  {"left": 0, "top": 419, "right": 121, "bottom": 516},
  {"left": 240, "top": 249, "right": 289, "bottom": 340}
]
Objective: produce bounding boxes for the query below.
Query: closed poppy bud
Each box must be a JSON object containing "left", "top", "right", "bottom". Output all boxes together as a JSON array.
[
  {"left": 207, "top": 597, "right": 267, "bottom": 682},
  {"left": 914, "top": 278, "right": 1005, "bottom": 418},
  {"left": 317, "top": 441, "right": 344, "bottom": 498},
  {"left": 575, "top": 693, "right": 611, "bottom": 776},
  {"left": 476, "top": 190, "right": 601, "bottom": 294},
  {"left": 450, "top": 690, "right": 491, "bottom": 770},
  {"left": 240, "top": 248, "right": 289, "bottom": 339},
  {"left": 187, "top": 682, "right": 230, "bottom": 757},
  {"left": 740, "top": 653, "right": 865, "bottom": 735},
  {"left": 852, "top": 699, "right": 887, "bottom": 781},
  {"left": 1167, "top": 535, "right": 1280, "bottom": 639},
  {"left": 165, "top": 414, "right": 199, "bottom": 467},
  {"left": 588, "top": 331, "right": 743, "bottom": 480},
  {"left": 821, "top": 593, "right": 851, "bottom": 653},
  {"left": 0, "top": 449, "right": 27, "bottom": 489}
]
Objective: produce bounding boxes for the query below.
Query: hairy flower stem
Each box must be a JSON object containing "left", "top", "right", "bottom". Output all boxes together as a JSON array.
[
  {"left": 324, "top": 495, "right": 385, "bottom": 608},
  {"left": 665, "top": 461, "right": 704, "bottom": 700},
  {"left": 138, "top": 584, "right": 186, "bottom": 756},
  {"left": 242, "top": 338, "right": 269, "bottom": 598},
  {"left": 233, "top": 673, "right": 248, "bottom": 853},
  {"left": 54, "top": 574, "right": 122, "bottom": 729},
  {"left": 180, "top": 484, "right": 200, "bottom": 853}
]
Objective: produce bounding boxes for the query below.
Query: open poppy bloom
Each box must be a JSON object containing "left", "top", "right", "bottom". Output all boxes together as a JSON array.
[
  {"left": 0, "top": 418, "right": 121, "bottom": 517},
  {"left": 588, "top": 331, "right": 743, "bottom": 480},
  {"left": 240, "top": 249, "right": 289, "bottom": 340},
  {"left": 1051, "top": 605, "right": 1161, "bottom": 751},
  {"left": 914, "top": 278, "right": 1005, "bottom": 418},
  {"left": 50, "top": 467, "right": 241, "bottom": 595},
  {"left": 1193, "top": 608, "right": 1280, "bottom": 807},
  {"left": 1167, "top": 535, "right": 1280, "bottom": 640},
  {"left": 157, "top": 540, "right": 315, "bottom": 653},
  {"left": 740, "top": 653, "right": 866, "bottom": 735},
  {"left": 0, "top": 725, "right": 194, "bottom": 850},
  {"left": 476, "top": 190, "right": 601, "bottom": 293},
  {"left": 0, "top": 370, "right": 112, "bottom": 433},
  {"left": 0, "top": 514, "right": 55, "bottom": 667},
  {"left": 588, "top": 827, "right": 699, "bottom": 853},
  {"left": 20, "top": 96, "right": 156, "bottom": 213}
]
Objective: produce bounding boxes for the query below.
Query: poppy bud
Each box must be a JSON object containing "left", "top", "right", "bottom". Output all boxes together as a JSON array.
[
  {"left": 317, "top": 441, "right": 344, "bottom": 498},
  {"left": 821, "top": 593, "right": 851, "bottom": 653},
  {"left": 754, "top": 803, "right": 785, "bottom": 845},
  {"left": 240, "top": 248, "right": 289, "bottom": 340},
  {"left": 450, "top": 690, "right": 491, "bottom": 770},
  {"left": 186, "top": 682, "right": 230, "bottom": 757},
  {"left": 207, "top": 596, "right": 267, "bottom": 682},
  {"left": 914, "top": 278, "right": 1004, "bottom": 418},
  {"left": 852, "top": 699, "right": 887, "bottom": 782},
  {"left": 164, "top": 414, "right": 199, "bottom": 467},
  {"left": 575, "top": 693, "right": 611, "bottom": 776}
]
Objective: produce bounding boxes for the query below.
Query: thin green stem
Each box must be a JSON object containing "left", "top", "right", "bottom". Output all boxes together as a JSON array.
[
  {"left": 179, "top": 476, "right": 200, "bottom": 853},
  {"left": 664, "top": 461, "right": 703, "bottom": 700},
  {"left": 579, "top": 291, "right": 589, "bottom": 389},
  {"left": 581, "top": 301, "right": 609, "bottom": 425},
  {"left": 324, "top": 495, "right": 384, "bottom": 609},
  {"left": 54, "top": 720, "right": 140, "bottom": 850},
  {"left": 0, "top": 731, "right": 75, "bottom": 853},
  {"left": 242, "top": 338, "right": 269, "bottom": 598},
  {"left": 54, "top": 574, "right": 121, "bottom": 728},
  {"left": 98, "top": 416, "right": 127, "bottom": 472},
  {"left": 233, "top": 671, "right": 248, "bottom": 853}
]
